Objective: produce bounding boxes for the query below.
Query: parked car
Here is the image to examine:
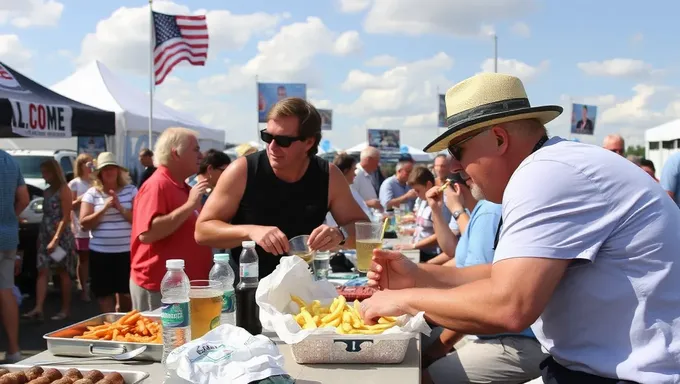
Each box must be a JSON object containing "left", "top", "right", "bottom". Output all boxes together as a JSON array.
[{"left": 8, "top": 149, "right": 77, "bottom": 296}]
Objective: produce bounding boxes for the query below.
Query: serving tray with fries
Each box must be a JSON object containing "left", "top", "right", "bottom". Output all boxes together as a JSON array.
[{"left": 43, "top": 312, "right": 163, "bottom": 362}]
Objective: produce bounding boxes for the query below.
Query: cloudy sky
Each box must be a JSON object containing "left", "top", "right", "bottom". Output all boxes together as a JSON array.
[{"left": 2, "top": 0, "right": 679, "bottom": 150}]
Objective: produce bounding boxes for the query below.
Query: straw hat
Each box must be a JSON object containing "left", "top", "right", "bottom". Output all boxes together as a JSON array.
[
  {"left": 235, "top": 143, "right": 258, "bottom": 157},
  {"left": 94, "top": 152, "right": 128, "bottom": 173},
  {"left": 423, "top": 73, "right": 563, "bottom": 153}
]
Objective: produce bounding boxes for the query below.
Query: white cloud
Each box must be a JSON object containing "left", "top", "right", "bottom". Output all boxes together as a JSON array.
[
  {"left": 338, "top": 0, "right": 372, "bottom": 13},
  {"left": 510, "top": 22, "right": 531, "bottom": 38},
  {"left": 361, "top": 0, "right": 537, "bottom": 37},
  {"left": 0, "top": 0, "right": 63, "bottom": 28},
  {"left": 76, "top": 2, "right": 287, "bottom": 74},
  {"left": 364, "top": 55, "right": 399, "bottom": 67},
  {"left": 577, "top": 58, "right": 658, "bottom": 78},
  {"left": 479, "top": 57, "right": 549, "bottom": 82},
  {"left": 332, "top": 53, "right": 453, "bottom": 148},
  {"left": 0, "top": 34, "right": 33, "bottom": 68},
  {"left": 197, "top": 17, "right": 363, "bottom": 94}
]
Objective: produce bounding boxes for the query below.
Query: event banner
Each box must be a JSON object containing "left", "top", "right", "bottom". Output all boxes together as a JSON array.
[
  {"left": 9, "top": 99, "right": 73, "bottom": 137},
  {"left": 368, "top": 129, "right": 400, "bottom": 152},
  {"left": 257, "top": 82, "right": 307, "bottom": 123},
  {"left": 319, "top": 109, "right": 333, "bottom": 130},
  {"left": 438, "top": 94, "right": 446, "bottom": 128},
  {"left": 571, "top": 103, "right": 597, "bottom": 135},
  {"left": 77, "top": 136, "right": 107, "bottom": 158}
]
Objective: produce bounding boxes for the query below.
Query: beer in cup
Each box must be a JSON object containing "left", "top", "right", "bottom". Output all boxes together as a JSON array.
[
  {"left": 355, "top": 222, "right": 384, "bottom": 273},
  {"left": 189, "top": 280, "right": 223, "bottom": 340}
]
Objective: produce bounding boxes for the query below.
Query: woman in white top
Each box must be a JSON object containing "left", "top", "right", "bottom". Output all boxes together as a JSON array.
[
  {"left": 325, "top": 153, "right": 371, "bottom": 227},
  {"left": 68, "top": 154, "right": 93, "bottom": 302},
  {"left": 80, "top": 152, "right": 137, "bottom": 313}
]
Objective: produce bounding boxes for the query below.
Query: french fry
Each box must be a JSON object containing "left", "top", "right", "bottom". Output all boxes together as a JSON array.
[
  {"left": 290, "top": 295, "right": 399, "bottom": 335},
  {"left": 73, "top": 310, "right": 162, "bottom": 344}
]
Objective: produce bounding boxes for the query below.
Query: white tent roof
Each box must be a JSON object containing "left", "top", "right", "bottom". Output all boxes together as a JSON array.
[
  {"left": 645, "top": 119, "right": 680, "bottom": 142},
  {"left": 51, "top": 61, "right": 224, "bottom": 143},
  {"left": 345, "top": 142, "right": 433, "bottom": 162}
]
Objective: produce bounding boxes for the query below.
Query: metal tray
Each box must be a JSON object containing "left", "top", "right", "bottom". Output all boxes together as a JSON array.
[
  {"left": 0, "top": 364, "right": 149, "bottom": 384},
  {"left": 44, "top": 312, "right": 163, "bottom": 362}
]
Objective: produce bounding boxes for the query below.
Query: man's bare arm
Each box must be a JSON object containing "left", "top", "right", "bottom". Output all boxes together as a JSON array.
[
  {"left": 402, "top": 257, "right": 570, "bottom": 334},
  {"left": 195, "top": 158, "right": 253, "bottom": 249},
  {"left": 14, "top": 185, "right": 29, "bottom": 217},
  {"left": 426, "top": 252, "right": 452, "bottom": 265},
  {"left": 414, "top": 262, "right": 491, "bottom": 289},
  {"left": 327, "top": 165, "right": 370, "bottom": 249}
]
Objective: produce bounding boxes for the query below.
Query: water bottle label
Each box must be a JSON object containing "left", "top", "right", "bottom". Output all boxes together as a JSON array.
[
  {"left": 240, "top": 262, "right": 258, "bottom": 278},
  {"left": 222, "top": 289, "right": 235, "bottom": 314},
  {"left": 161, "top": 302, "right": 190, "bottom": 328}
]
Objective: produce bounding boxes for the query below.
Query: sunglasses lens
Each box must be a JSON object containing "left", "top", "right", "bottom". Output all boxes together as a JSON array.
[
  {"left": 274, "top": 137, "right": 293, "bottom": 148},
  {"left": 448, "top": 146, "right": 461, "bottom": 161},
  {"left": 260, "top": 131, "right": 273, "bottom": 143}
]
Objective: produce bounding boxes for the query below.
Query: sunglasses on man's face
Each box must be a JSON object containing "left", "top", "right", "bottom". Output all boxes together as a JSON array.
[
  {"left": 260, "top": 129, "right": 305, "bottom": 148},
  {"left": 447, "top": 130, "right": 487, "bottom": 161}
]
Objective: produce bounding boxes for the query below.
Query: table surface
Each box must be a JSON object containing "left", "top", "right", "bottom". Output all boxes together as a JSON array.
[
  {"left": 19, "top": 333, "right": 421, "bottom": 384},
  {"left": 18, "top": 238, "right": 422, "bottom": 383}
]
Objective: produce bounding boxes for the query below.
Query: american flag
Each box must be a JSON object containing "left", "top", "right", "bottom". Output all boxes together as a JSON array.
[{"left": 152, "top": 11, "right": 208, "bottom": 85}]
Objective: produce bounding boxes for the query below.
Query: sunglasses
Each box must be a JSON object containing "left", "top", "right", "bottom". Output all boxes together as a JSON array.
[
  {"left": 447, "top": 128, "right": 490, "bottom": 161},
  {"left": 260, "top": 130, "right": 305, "bottom": 148}
]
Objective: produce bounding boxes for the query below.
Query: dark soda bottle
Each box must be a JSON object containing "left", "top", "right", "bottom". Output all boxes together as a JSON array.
[{"left": 235, "top": 241, "right": 262, "bottom": 335}]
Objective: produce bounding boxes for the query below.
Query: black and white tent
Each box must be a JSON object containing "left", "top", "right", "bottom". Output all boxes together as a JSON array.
[{"left": 0, "top": 62, "right": 115, "bottom": 138}]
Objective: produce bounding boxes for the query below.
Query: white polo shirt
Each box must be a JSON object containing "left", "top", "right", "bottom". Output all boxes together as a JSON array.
[
  {"left": 353, "top": 164, "right": 378, "bottom": 202},
  {"left": 494, "top": 137, "right": 680, "bottom": 382}
]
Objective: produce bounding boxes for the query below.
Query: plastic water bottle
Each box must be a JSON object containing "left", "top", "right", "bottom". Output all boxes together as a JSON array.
[
  {"left": 209, "top": 252, "right": 236, "bottom": 326},
  {"left": 235, "top": 241, "right": 262, "bottom": 335},
  {"left": 160, "top": 259, "right": 191, "bottom": 364}
]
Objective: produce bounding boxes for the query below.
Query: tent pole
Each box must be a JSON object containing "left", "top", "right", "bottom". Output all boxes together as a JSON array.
[
  {"left": 148, "top": 0, "right": 154, "bottom": 150},
  {"left": 255, "top": 74, "right": 259, "bottom": 144}
]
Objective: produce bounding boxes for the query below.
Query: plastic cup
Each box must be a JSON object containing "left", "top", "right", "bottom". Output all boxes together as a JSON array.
[{"left": 354, "top": 222, "right": 383, "bottom": 273}]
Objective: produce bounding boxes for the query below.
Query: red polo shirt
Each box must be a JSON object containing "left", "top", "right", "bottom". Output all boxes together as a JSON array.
[{"left": 130, "top": 166, "right": 212, "bottom": 291}]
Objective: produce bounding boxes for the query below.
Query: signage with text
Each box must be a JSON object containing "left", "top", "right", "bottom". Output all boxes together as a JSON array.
[{"left": 9, "top": 99, "right": 73, "bottom": 138}]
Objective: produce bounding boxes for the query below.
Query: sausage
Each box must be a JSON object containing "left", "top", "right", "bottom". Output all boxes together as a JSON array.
[
  {"left": 103, "top": 372, "right": 124, "bottom": 384},
  {"left": 64, "top": 369, "right": 83, "bottom": 380}
]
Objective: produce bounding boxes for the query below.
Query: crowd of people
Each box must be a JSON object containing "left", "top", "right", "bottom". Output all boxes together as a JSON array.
[{"left": 0, "top": 72, "right": 678, "bottom": 383}]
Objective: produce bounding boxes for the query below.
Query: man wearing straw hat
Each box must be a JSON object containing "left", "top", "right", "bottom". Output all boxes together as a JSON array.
[{"left": 360, "top": 73, "right": 680, "bottom": 383}]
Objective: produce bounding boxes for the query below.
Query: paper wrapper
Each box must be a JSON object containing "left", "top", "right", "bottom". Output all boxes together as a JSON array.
[{"left": 256, "top": 256, "right": 431, "bottom": 345}]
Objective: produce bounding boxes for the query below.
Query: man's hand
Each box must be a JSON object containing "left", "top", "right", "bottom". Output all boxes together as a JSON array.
[
  {"left": 308, "top": 224, "right": 343, "bottom": 251},
  {"left": 444, "top": 183, "right": 464, "bottom": 213},
  {"left": 188, "top": 180, "right": 209, "bottom": 208},
  {"left": 425, "top": 186, "right": 444, "bottom": 212},
  {"left": 394, "top": 243, "right": 415, "bottom": 251},
  {"left": 365, "top": 199, "right": 383, "bottom": 211},
  {"left": 404, "top": 189, "right": 418, "bottom": 200},
  {"left": 367, "top": 249, "right": 418, "bottom": 290},
  {"left": 249, "top": 226, "right": 289, "bottom": 255},
  {"left": 360, "top": 289, "right": 411, "bottom": 325}
]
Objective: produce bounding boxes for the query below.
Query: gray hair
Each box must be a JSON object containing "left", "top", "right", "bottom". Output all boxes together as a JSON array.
[
  {"left": 603, "top": 134, "right": 624, "bottom": 147},
  {"left": 396, "top": 160, "right": 413, "bottom": 172},
  {"left": 154, "top": 127, "right": 199, "bottom": 166},
  {"left": 360, "top": 146, "right": 380, "bottom": 161}
]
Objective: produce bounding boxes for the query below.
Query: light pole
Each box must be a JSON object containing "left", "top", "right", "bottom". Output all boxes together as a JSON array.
[{"left": 493, "top": 34, "right": 498, "bottom": 73}]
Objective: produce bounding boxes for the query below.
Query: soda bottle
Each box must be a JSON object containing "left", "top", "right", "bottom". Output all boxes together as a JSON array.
[
  {"left": 209, "top": 252, "right": 236, "bottom": 326},
  {"left": 160, "top": 259, "right": 191, "bottom": 364},
  {"left": 235, "top": 241, "right": 262, "bottom": 335}
]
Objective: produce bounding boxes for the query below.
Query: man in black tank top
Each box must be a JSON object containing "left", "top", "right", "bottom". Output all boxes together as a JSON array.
[{"left": 195, "top": 97, "right": 369, "bottom": 279}]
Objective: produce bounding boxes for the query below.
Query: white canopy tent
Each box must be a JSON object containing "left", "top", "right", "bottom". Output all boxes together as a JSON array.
[
  {"left": 51, "top": 61, "right": 224, "bottom": 179},
  {"left": 644, "top": 119, "right": 680, "bottom": 178},
  {"left": 344, "top": 142, "right": 433, "bottom": 162}
]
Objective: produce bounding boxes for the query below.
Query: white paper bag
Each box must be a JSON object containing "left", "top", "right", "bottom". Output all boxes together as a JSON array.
[
  {"left": 256, "top": 256, "right": 431, "bottom": 345},
  {"left": 49, "top": 246, "right": 67, "bottom": 263},
  {"left": 165, "top": 324, "right": 288, "bottom": 384}
]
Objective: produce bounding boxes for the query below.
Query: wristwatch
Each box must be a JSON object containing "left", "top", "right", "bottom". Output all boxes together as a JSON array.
[
  {"left": 452, "top": 209, "right": 465, "bottom": 220},
  {"left": 337, "top": 226, "right": 348, "bottom": 246}
]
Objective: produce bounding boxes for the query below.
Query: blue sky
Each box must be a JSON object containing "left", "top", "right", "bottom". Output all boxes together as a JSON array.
[{"left": 2, "top": 0, "right": 679, "bottom": 150}]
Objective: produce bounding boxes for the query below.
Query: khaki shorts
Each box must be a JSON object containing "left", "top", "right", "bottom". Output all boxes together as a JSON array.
[
  {"left": 129, "top": 279, "right": 162, "bottom": 312},
  {"left": 0, "top": 250, "right": 16, "bottom": 290},
  {"left": 428, "top": 336, "right": 548, "bottom": 384}
]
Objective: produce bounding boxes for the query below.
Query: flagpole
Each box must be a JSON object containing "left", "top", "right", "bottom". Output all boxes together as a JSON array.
[
  {"left": 148, "top": 0, "right": 154, "bottom": 148},
  {"left": 493, "top": 34, "right": 498, "bottom": 73}
]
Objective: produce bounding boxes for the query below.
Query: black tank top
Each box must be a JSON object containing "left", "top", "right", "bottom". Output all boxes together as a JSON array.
[{"left": 231, "top": 150, "right": 330, "bottom": 279}]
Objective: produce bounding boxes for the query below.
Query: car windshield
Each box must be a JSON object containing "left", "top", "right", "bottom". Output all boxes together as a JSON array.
[{"left": 13, "top": 156, "right": 52, "bottom": 179}]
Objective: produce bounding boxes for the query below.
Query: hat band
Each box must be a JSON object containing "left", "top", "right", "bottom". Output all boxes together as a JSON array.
[{"left": 446, "top": 98, "right": 531, "bottom": 128}]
